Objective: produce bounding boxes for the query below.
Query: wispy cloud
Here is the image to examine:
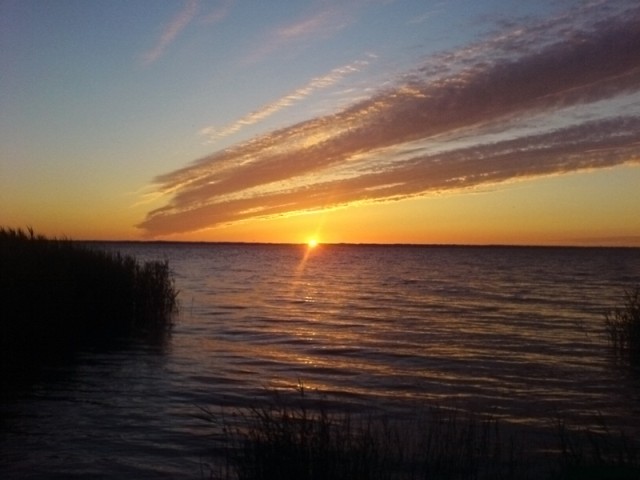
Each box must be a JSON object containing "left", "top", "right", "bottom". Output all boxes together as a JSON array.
[
  {"left": 201, "top": 0, "right": 235, "bottom": 25},
  {"left": 277, "top": 9, "right": 339, "bottom": 39},
  {"left": 199, "top": 57, "right": 372, "bottom": 143},
  {"left": 140, "top": 2, "right": 640, "bottom": 236},
  {"left": 407, "top": 8, "right": 439, "bottom": 25},
  {"left": 140, "top": 0, "right": 235, "bottom": 66},
  {"left": 243, "top": 4, "right": 353, "bottom": 64},
  {"left": 141, "top": 0, "right": 200, "bottom": 66}
]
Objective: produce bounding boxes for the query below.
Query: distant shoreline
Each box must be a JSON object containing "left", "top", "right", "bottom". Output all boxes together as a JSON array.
[{"left": 86, "top": 240, "right": 640, "bottom": 250}]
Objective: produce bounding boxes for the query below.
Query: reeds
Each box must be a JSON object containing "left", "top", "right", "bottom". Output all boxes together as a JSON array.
[
  {"left": 199, "top": 385, "right": 640, "bottom": 480},
  {"left": 0, "top": 227, "right": 178, "bottom": 381},
  {"left": 200, "top": 384, "right": 525, "bottom": 480},
  {"left": 556, "top": 419, "right": 640, "bottom": 480},
  {"left": 605, "top": 287, "right": 640, "bottom": 366}
]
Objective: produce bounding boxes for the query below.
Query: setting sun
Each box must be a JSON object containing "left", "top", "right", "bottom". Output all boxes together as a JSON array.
[{"left": 307, "top": 238, "right": 319, "bottom": 248}]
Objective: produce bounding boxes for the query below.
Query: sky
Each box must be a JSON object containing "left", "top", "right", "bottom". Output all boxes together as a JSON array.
[{"left": 1, "top": 0, "right": 639, "bottom": 246}]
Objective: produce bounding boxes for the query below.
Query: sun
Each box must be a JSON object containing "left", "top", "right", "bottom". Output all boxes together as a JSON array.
[{"left": 307, "top": 238, "right": 319, "bottom": 248}]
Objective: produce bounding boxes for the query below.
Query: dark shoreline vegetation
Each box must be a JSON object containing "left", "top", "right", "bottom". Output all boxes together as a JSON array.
[
  {"left": 200, "top": 385, "right": 525, "bottom": 480},
  {"left": 0, "top": 227, "right": 178, "bottom": 384},
  {"left": 605, "top": 287, "right": 640, "bottom": 368},
  {"left": 199, "top": 383, "right": 640, "bottom": 480}
]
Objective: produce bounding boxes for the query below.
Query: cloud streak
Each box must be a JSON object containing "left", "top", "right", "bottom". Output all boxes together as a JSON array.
[
  {"left": 199, "top": 57, "right": 372, "bottom": 143},
  {"left": 242, "top": 3, "right": 353, "bottom": 65},
  {"left": 141, "top": 0, "right": 200, "bottom": 66},
  {"left": 140, "top": 0, "right": 235, "bottom": 66},
  {"left": 140, "top": 3, "right": 640, "bottom": 236}
]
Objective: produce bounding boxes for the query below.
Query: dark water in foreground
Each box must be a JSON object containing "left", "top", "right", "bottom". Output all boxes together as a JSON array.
[{"left": 2, "top": 244, "right": 640, "bottom": 478}]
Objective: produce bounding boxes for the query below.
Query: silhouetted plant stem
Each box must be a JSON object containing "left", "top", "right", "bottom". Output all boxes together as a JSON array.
[{"left": 605, "top": 287, "right": 640, "bottom": 367}]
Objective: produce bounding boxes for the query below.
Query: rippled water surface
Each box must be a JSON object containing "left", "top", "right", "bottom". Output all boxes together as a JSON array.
[{"left": 2, "top": 244, "right": 640, "bottom": 478}]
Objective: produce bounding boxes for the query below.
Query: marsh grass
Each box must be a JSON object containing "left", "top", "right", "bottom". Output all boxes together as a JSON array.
[
  {"left": 200, "top": 387, "right": 640, "bottom": 480},
  {"left": 605, "top": 287, "right": 640, "bottom": 366},
  {"left": 556, "top": 420, "right": 640, "bottom": 480},
  {"left": 200, "top": 384, "right": 526, "bottom": 480},
  {"left": 0, "top": 227, "right": 178, "bottom": 382}
]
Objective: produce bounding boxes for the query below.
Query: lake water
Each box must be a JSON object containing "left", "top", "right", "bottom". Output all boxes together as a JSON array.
[{"left": 2, "top": 244, "right": 640, "bottom": 478}]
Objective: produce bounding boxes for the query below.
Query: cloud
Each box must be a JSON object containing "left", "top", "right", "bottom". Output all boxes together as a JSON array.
[
  {"left": 139, "top": 3, "right": 640, "bottom": 236},
  {"left": 199, "top": 57, "right": 372, "bottom": 143},
  {"left": 243, "top": 4, "right": 353, "bottom": 64},
  {"left": 276, "top": 10, "right": 339, "bottom": 39},
  {"left": 141, "top": 0, "right": 200, "bottom": 66},
  {"left": 201, "top": 0, "right": 235, "bottom": 25}
]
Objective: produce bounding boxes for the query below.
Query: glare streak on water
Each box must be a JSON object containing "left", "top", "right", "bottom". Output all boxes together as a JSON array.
[{"left": 2, "top": 244, "right": 640, "bottom": 478}]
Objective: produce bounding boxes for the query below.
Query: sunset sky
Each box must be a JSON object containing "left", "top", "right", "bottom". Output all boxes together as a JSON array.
[{"left": 2, "top": 0, "right": 639, "bottom": 245}]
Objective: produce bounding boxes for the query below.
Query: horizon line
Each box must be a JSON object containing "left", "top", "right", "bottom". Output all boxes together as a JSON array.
[{"left": 80, "top": 240, "right": 640, "bottom": 249}]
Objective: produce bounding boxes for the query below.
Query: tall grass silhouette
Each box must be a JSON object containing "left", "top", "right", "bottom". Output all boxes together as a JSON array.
[
  {"left": 0, "top": 227, "right": 178, "bottom": 382},
  {"left": 605, "top": 287, "right": 640, "bottom": 366},
  {"left": 200, "top": 384, "right": 526, "bottom": 480},
  {"left": 199, "top": 384, "right": 640, "bottom": 480}
]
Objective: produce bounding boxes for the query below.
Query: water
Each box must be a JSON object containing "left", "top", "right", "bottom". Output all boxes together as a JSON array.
[{"left": 2, "top": 244, "right": 640, "bottom": 478}]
